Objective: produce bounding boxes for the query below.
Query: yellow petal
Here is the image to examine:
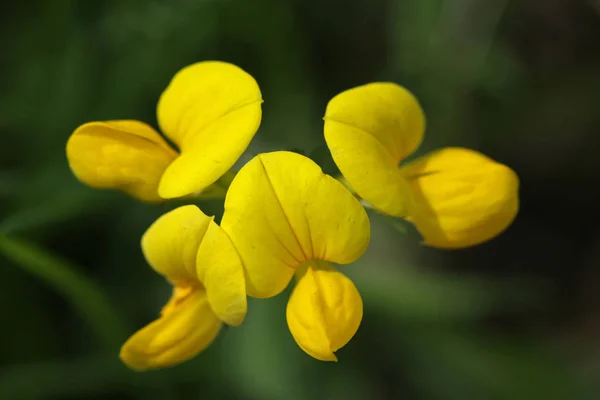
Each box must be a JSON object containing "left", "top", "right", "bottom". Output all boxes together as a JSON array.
[
  {"left": 324, "top": 83, "right": 425, "bottom": 216},
  {"left": 66, "top": 121, "right": 177, "bottom": 202},
  {"left": 401, "top": 147, "right": 519, "bottom": 248},
  {"left": 286, "top": 261, "right": 363, "bottom": 362},
  {"left": 120, "top": 286, "right": 221, "bottom": 370},
  {"left": 220, "top": 151, "right": 370, "bottom": 298},
  {"left": 196, "top": 221, "right": 247, "bottom": 326},
  {"left": 157, "top": 61, "right": 263, "bottom": 199},
  {"left": 141, "top": 205, "right": 212, "bottom": 284}
]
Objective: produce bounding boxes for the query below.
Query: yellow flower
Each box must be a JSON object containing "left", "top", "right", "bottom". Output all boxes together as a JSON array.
[
  {"left": 324, "top": 83, "right": 519, "bottom": 249},
  {"left": 120, "top": 205, "right": 246, "bottom": 370},
  {"left": 220, "top": 151, "right": 370, "bottom": 361},
  {"left": 66, "top": 61, "right": 263, "bottom": 202}
]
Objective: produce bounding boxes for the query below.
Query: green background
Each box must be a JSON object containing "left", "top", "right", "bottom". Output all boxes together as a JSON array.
[{"left": 1, "top": 0, "right": 600, "bottom": 399}]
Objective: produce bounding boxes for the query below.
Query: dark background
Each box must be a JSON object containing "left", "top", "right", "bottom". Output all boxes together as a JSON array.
[{"left": 1, "top": 0, "right": 600, "bottom": 399}]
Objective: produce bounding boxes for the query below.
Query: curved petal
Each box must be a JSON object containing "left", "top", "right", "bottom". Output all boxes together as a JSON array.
[
  {"left": 401, "top": 147, "right": 519, "bottom": 248},
  {"left": 66, "top": 121, "right": 177, "bottom": 202},
  {"left": 220, "top": 151, "right": 370, "bottom": 298},
  {"left": 324, "top": 83, "right": 425, "bottom": 216},
  {"left": 196, "top": 221, "right": 247, "bottom": 326},
  {"left": 157, "top": 61, "right": 263, "bottom": 199},
  {"left": 120, "top": 286, "right": 221, "bottom": 370},
  {"left": 286, "top": 261, "right": 363, "bottom": 362},
  {"left": 141, "top": 205, "right": 212, "bottom": 284}
]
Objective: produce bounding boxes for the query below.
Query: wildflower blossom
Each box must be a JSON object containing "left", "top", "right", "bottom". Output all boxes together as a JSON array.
[
  {"left": 67, "top": 61, "right": 262, "bottom": 202},
  {"left": 120, "top": 205, "right": 246, "bottom": 370},
  {"left": 221, "top": 151, "right": 370, "bottom": 361},
  {"left": 324, "top": 83, "right": 519, "bottom": 248}
]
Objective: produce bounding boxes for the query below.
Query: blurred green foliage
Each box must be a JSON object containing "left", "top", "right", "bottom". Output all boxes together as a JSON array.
[{"left": 1, "top": 0, "right": 600, "bottom": 399}]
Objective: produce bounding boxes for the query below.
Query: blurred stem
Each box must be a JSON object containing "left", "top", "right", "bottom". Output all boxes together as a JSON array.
[
  {"left": 334, "top": 175, "right": 365, "bottom": 204},
  {"left": 389, "top": 218, "right": 410, "bottom": 234},
  {"left": 0, "top": 233, "right": 127, "bottom": 350},
  {"left": 334, "top": 174, "right": 352, "bottom": 192}
]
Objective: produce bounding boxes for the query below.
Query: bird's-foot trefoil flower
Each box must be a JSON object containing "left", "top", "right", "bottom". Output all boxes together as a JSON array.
[
  {"left": 120, "top": 205, "right": 247, "bottom": 370},
  {"left": 220, "top": 151, "right": 370, "bottom": 361},
  {"left": 66, "top": 61, "right": 263, "bottom": 202},
  {"left": 324, "top": 83, "right": 519, "bottom": 249}
]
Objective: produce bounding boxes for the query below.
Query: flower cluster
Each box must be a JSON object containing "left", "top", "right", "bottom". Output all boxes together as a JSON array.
[{"left": 67, "top": 61, "right": 519, "bottom": 369}]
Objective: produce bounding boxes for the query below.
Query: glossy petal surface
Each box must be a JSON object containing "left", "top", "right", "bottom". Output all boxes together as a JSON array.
[
  {"left": 324, "top": 83, "right": 425, "bottom": 216},
  {"left": 157, "top": 61, "right": 262, "bottom": 198},
  {"left": 66, "top": 120, "right": 177, "bottom": 202},
  {"left": 401, "top": 147, "right": 519, "bottom": 248},
  {"left": 141, "top": 205, "right": 212, "bottom": 284},
  {"left": 286, "top": 261, "right": 363, "bottom": 361},
  {"left": 221, "top": 151, "right": 370, "bottom": 298},
  {"left": 120, "top": 287, "right": 221, "bottom": 370},
  {"left": 196, "top": 221, "right": 247, "bottom": 326}
]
